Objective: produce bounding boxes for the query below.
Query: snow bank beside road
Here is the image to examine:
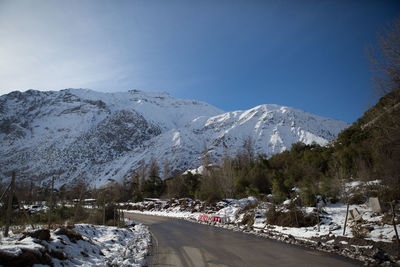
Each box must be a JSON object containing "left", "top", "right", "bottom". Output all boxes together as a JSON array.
[{"left": 0, "top": 223, "right": 151, "bottom": 267}]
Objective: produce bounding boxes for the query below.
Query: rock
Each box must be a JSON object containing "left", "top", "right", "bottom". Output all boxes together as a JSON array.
[
  {"left": 369, "top": 197, "right": 384, "bottom": 214},
  {"left": 48, "top": 249, "right": 67, "bottom": 260},
  {"left": 29, "top": 229, "right": 51, "bottom": 241},
  {"left": 147, "top": 203, "right": 155, "bottom": 210},
  {"left": 372, "top": 248, "right": 389, "bottom": 263},
  {"left": 54, "top": 227, "right": 83, "bottom": 243},
  {"left": 0, "top": 248, "right": 52, "bottom": 266},
  {"left": 179, "top": 199, "right": 188, "bottom": 211},
  {"left": 329, "top": 224, "right": 341, "bottom": 231},
  {"left": 349, "top": 208, "right": 362, "bottom": 221}
]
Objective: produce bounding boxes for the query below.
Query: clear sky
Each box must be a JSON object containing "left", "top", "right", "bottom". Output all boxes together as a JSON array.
[{"left": 0, "top": 0, "right": 399, "bottom": 123}]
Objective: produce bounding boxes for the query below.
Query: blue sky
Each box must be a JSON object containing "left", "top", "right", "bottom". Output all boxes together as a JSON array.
[{"left": 0, "top": 0, "right": 399, "bottom": 123}]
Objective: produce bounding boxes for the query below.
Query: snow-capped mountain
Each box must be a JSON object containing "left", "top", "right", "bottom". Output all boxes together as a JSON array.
[{"left": 0, "top": 89, "right": 349, "bottom": 187}]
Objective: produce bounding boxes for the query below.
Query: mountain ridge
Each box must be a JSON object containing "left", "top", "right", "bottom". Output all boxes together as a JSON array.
[{"left": 0, "top": 88, "right": 349, "bottom": 187}]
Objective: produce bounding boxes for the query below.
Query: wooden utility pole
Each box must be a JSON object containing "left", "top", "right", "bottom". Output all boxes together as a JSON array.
[
  {"left": 0, "top": 183, "right": 11, "bottom": 203},
  {"left": 113, "top": 204, "right": 116, "bottom": 226},
  {"left": 48, "top": 177, "right": 55, "bottom": 229},
  {"left": 390, "top": 202, "right": 400, "bottom": 255},
  {"left": 15, "top": 194, "right": 35, "bottom": 230},
  {"left": 4, "top": 172, "right": 16, "bottom": 237},
  {"left": 343, "top": 203, "right": 350, "bottom": 235},
  {"left": 103, "top": 202, "right": 106, "bottom": 225}
]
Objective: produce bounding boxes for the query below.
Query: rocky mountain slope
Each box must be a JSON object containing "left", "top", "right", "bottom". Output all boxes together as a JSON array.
[{"left": 0, "top": 89, "right": 349, "bottom": 187}]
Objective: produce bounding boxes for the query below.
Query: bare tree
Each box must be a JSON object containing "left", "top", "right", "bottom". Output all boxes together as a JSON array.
[
  {"left": 163, "top": 159, "right": 170, "bottom": 180},
  {"left": 366, "top": 16, "right": 400, "bottom": 133},
  {"left": 365, "top": 19, "right": 400, "bottom": 133},
  {"left": 220, "top": 156, "right": 235, "bottom": 198},
  {"left": 202, "top": 141, "right": 211, "bottom": 176},
  {"left": 139, "top": 160, "right": 147, "bottom": 191},
  {"left": 148, "top": 157, "right": 160, "bottom": 179},
  {"left": 368, "top": 16, "right": 400, "bottom": 97},
  {"left": 166, "top": 174, "right": 186, "bottom": 198},
  {"left": 130, "top": 172, "right": 142, "bottom": 202},
  {"left": 237, "top": 136, "right": 255, "bottom": 167}
]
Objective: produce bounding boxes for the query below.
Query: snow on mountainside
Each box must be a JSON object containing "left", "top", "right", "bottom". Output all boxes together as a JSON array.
[{"left": 0, "top": 89, "right": 349, "bottom": 187}]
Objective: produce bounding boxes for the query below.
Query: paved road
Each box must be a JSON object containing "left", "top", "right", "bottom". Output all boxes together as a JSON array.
[{"left": 125, "top": 212, "right": 361, "bottom": 267}]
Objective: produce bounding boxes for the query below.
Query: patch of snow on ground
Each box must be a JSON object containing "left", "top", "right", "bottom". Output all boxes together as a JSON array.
[{"left": 0, "top": 223, "right": 151, "bottom": 267}]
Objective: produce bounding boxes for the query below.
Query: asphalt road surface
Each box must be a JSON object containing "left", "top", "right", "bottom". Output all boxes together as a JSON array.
[{"left": 124, "top": 212, "right": 361, "bottom": 267}]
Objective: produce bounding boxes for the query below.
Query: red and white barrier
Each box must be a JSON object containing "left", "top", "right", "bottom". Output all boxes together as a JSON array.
[
  {"left": 212, "top": 216, "right": 222, "bottom": 223},
  {"left": 198, "top": 214, "right": 226, "bottom": 224},
  {"left": 198, "top": 214, "right": 209, "bottom": 222}
]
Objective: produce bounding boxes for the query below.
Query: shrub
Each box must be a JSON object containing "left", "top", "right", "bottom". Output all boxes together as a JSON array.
[
  {"left": 54, "top": 227, "right": 83, "bottom": 243},
  {"left": 266, "top": 205, "right": 318, "bottom": 227},
  {"left": 351, "top": 223, "right": 371, "bottom": 239},
  {"left": 239, "top": 212, "right": 255, "bottom": 227},
  {"left": 272, "top": 179, "right": 287, "bottom": 204},
  {"left": 299, "top": 180, "right": 317, "bottom": 207}
]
